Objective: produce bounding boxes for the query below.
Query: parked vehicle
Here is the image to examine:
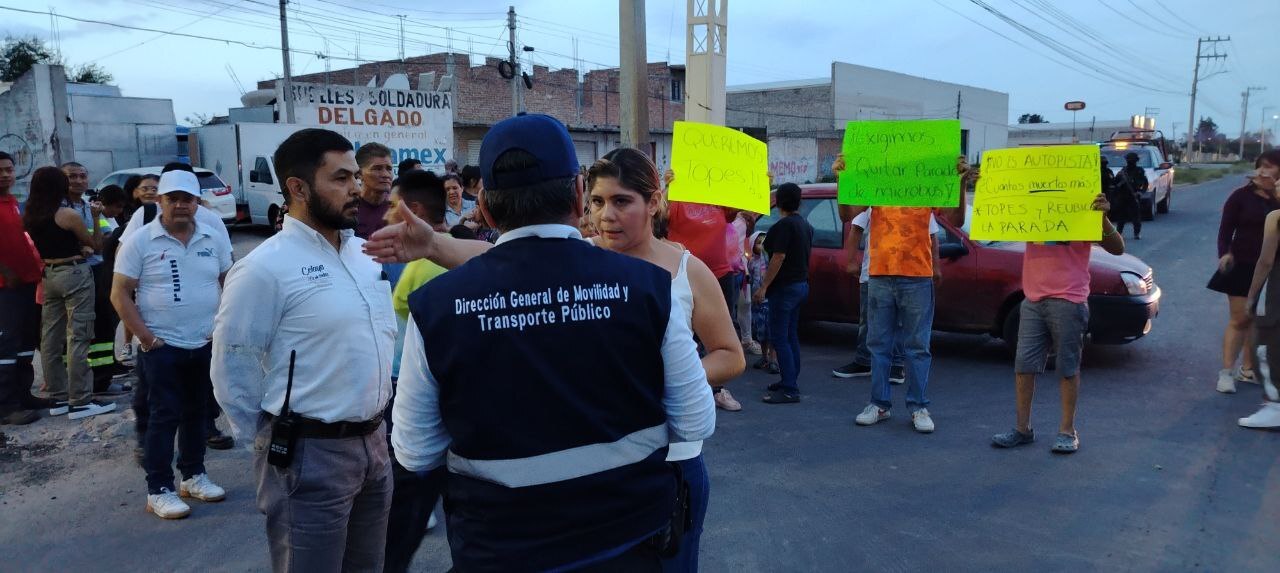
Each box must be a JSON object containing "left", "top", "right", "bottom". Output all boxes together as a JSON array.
[
  {"left": 192, "top": 123, "right": 304, "bottom": 227},
  {"left": 754, "top": 184, "right": 1161, "bottom": 351},
  {"left": 96, "top": 166, "right": 236, "bottom": 221},
  {"left": 1100, "top": 131, "right": 1175, "bottom": 220}
]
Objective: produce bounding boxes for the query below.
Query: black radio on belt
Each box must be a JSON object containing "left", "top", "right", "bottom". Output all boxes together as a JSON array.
[{"left": 267, "top": 350, "right": 299, "bottom": 468}]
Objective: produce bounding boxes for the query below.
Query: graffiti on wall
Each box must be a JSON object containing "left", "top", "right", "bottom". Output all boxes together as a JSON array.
[
  {"left": 767, "top": 137, "right": 818, "bottom": 184},
  {"left": 0, "top": 133, "right": 35, "bottom": 180}
]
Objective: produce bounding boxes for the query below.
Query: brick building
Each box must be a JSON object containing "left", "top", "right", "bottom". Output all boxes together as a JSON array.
[{"left": 258, "top": 52, "right": 687, "bottom": 170}]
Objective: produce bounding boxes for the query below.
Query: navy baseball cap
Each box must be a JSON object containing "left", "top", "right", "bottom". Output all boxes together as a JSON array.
[{"left": 479, "top": 113, "right": 580, "bottom": 190}]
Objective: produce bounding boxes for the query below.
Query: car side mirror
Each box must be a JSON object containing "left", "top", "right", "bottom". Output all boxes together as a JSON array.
[
  {"left": 1158, "top": 162, "right": 1173, "bottom": 170},
  {"left": 940, "top": 242, "right": 968, "bottom": 260}
]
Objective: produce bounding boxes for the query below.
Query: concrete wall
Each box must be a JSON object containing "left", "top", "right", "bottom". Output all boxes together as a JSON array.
[
  {"left": 1008, "top": 120, "right": 1135, "bottom": 146},
  {"left": 831, "top": 62, "right": 1008, "bottom": 161},
  {"left": 726, "top": 83, "right": 833, "bottom": 137},
  {"left": 69, "top": 94, "right": 178, "bottom": 178},
  {"left": 0, "top": 64, "right": 72, "bottom": 200}
]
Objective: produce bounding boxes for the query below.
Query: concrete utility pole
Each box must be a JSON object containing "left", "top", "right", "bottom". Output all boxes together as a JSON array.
[
  {"left": 1185, "top": 36, "right": 1228, "bottom": 161},
  {"left": 620, "top": 0, "right": 650, "bottom": 150},
  {"left": 1240, "top": 86, "right": 1266, "bottom": 158},
  {"left": 279, "top": 0, "right": 295, "bottom": 124},
  {"left": 508, "top": 6, "right": 520, "bottom": 116},
  {"left": 685, "top": 0, "right": 728, "bottom": 126}
]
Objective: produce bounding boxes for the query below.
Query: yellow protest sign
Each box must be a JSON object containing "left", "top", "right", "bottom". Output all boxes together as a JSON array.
[
  {"left": 668, "top": 121, "right": 770, "bottom": 214},
  {"left": 970, "top": 145, "right": 1103, "bottom": 242}
]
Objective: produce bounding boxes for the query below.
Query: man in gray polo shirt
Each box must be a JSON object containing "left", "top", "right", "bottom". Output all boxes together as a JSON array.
[{"left": 112, "top": 170, "right": 232, "bottom": 519}]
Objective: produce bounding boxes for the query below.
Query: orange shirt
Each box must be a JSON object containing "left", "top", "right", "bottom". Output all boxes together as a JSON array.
[{"left": 868, "top": 207, "right": 934, "bottom": 278}]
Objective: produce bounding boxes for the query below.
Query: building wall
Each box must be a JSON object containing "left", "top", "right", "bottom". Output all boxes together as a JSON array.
[
  {"left": 69, "top": 94, "right": 178, "bottom": 179},
  {"left": 831, "top": 62, "right": 1008, "bottom": 161},
  {"left": 1007, "top": 120, "right": 1136, "bottom": 146},
  {"left": 0, "top": 64, "right": 73, "bottom": 200},
  {"left": 264, "top": 53, "right": 685, "bottom": 162},
  {"left": 726, "top": 84, "right": 833, "bottom": 137}
]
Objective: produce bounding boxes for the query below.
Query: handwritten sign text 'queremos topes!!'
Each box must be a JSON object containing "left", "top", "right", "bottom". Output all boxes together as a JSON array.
[
  {"left": 969, "top": 144, "right": 1103, "bottom": 242},
  {"left": 668, "top": 121, "right": 770, "bottom": 215},
  {"left": 837, "top": 119, "right": 962, "bottom": 208}
]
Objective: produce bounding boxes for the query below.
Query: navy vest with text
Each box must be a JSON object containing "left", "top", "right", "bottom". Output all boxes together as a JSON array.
[{"left": 408, "top": 235, "right": 676, "bottom": 571}]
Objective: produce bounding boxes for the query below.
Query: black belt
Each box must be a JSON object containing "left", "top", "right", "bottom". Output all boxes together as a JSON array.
[
  {"left": 264, "top": 412, "right": 384, "bottom": 439},
  {"left": 45, "top": 259, "right": 87, "bottom": 269}
]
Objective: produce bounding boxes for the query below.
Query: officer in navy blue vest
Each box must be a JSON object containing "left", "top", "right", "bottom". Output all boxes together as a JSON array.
[{"left": 390, "top": 113, "right": 715, "bottom": 572}]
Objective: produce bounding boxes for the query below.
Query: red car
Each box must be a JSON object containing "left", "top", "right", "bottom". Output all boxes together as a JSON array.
[{"left": 753, "top": 184, "right": 1161, "bottom": 350}]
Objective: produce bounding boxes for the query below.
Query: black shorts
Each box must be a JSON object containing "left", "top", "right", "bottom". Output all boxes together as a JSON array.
[{"left": 1207, "top": 261, "right": 1257, "bottom": 298}]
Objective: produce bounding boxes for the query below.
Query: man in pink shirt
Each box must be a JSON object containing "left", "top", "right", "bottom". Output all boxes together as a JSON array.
[{"left": 992, "top": 193, "right": 1125, "bottom": 454}]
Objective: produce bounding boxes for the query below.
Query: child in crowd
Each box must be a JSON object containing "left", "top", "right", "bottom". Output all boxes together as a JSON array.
[{"left": 749, "top": 232, "right": 778, "bottom": 373}]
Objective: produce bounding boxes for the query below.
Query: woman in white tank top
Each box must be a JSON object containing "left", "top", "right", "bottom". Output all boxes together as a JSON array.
[{"left": 587, "top": 148, "right": 743, "bottom": 572}]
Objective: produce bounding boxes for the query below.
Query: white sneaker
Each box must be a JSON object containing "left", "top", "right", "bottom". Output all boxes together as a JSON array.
[
  {"left": 49, "top": 402, "right": 70, "bottom": 416},
  {"left": 855, "top": 404, "right": 890, "bottom": 426},
  {"left": 1217, "top": 369, "right": 1237, "bottom": 394},
  {"left": 68, "top": 400, "right": 117, "bottom": 420},
  {"left": 427, "top": 513, "right": 438, "bottom": 530},
  {"left": 1238, "top": 402, "right": 1280, "bottom": 429},
  {"left": 911, "top": 409, "right": 935, "bottom": 433},
  {"left": 147, "top": 489, "right": 192, "bottom": 519},
  {"left": 179, "top": 474, "right": 226, "bottom": 502}
]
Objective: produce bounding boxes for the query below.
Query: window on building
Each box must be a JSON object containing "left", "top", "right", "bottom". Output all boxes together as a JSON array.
[{"left": 670, "top": 78, "right": 683, "bottom": 102}]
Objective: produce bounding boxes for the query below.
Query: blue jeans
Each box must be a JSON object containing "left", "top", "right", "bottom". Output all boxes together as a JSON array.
[
  {"left": 854, "top": 282, "right": 905, "bottom": 368},
  {"left": 867, "top": 277, "right": 934, "bottom": 412},
  {"left": 661, "top": 455, "right": 710, "bottom": 573},
  {"left": 767, "top": 281, "right": 809, "bottom": 392},
  {"left": 139, "top": 343, "right": 211, "bottom": 494}
]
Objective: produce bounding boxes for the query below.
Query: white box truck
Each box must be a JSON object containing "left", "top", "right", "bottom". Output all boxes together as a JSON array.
[{"left": 192, "top": 122, "right": 302, "bottom": 227}]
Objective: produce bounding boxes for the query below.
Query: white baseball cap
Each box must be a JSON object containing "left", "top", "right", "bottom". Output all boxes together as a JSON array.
[{"left": 157, "top": 170, "right": 200, "bottom": 196}]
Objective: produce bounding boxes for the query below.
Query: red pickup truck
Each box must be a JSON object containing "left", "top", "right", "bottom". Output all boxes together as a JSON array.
[{"left": 753, "top": 184, "right": 1161, "bottom": 350}]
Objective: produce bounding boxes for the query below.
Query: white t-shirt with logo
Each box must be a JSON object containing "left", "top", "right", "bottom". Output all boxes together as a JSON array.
[{"left": 115, "top": 218, "right": 233, "bottom": 349}]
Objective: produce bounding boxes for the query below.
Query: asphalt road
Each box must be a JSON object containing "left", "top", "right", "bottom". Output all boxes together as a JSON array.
[{"left": 2, "top": 173, "right": 1277, "bottom": 572}]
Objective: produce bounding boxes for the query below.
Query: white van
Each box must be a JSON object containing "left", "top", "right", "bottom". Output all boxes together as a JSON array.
[{"left": 194, "top": 123, "right": 305, "bottom": 227}]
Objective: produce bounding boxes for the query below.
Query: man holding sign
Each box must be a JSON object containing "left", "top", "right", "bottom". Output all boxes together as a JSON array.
[
  {"left": 984, "top": 152, "right": 1126, "bottom": 454},
  {"left": 834, "top": 120, "right": 970, "bottom": 435}
]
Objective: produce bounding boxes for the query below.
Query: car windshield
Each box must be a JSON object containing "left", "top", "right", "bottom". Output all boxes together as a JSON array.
[{"left": 1101, "top": 147, "right": 1154, "bottom": 169}]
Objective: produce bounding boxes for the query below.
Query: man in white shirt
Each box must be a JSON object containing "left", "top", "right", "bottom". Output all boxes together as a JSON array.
[
  {"left": 212, "top": 128, "right": 396, "bottom": 572},
  {"left": 111, "top": 170, "right": 232, "bottom": 520}
]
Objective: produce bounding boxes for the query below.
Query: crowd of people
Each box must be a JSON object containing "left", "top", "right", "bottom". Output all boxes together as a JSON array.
[{"left": 2, "top": 114, "right": 1279, "bottom": 571}]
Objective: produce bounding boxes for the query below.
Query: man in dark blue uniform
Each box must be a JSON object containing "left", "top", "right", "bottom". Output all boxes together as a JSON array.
[{"left": 387, "top": 114, "right": 715, "bottom": 571}]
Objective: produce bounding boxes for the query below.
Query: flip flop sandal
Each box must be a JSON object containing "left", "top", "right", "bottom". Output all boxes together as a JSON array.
[{"left": 761, "top": 389, "right": 800, "bottom": 404}]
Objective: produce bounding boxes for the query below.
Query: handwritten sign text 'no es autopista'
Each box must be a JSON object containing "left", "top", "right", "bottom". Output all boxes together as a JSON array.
[{"left": 970, "top": 145, "right": 1103, "bottom": 242}]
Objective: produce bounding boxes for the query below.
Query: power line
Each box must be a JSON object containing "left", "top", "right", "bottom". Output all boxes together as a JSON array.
[
  {"left": 966, "top": 0, "right": 1186, "bottom": 95},
  {"left": 1152, "top": 0, "right": 1205, "bottom": 33}
]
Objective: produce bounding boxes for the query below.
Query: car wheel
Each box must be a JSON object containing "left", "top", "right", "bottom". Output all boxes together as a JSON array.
[
  {"left": 267, "top": 204, "right": 280, "bottom": 236},
  {"left": 1157, "top": 190, "right": 1170, "bottom": 214},
  {"left": 1141, "top": 199, "right": 1155, "bottom": 221}
]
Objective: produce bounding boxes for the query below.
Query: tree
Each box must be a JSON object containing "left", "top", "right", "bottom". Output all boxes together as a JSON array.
[
  {"left": 1195, "top": 116, "right": 1219, "bottom": 145},
  {"left": 184, "top": 113, "right": 216, "bottom": 127},
  {"left": 0, "top": 35, "right": 57, "bottom": 82},
  {"left": 0, "top": 35, "right": 112, "bottom": 84},
  {"left": 70, "top": 63, "right": 113, "bottom": 84},
  {"left": 1018, "top": 113, "right": 1048, "bottom": 124}
]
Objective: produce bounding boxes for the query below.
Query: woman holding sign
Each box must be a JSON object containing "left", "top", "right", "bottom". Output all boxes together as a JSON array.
[{"left": 1210, "top": 150, "right": 1280, "bottom": 394}]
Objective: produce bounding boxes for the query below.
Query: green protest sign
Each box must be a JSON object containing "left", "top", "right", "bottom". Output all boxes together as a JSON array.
[{"left": 837, "top": 119, "right": 962, "bottom": 207}]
